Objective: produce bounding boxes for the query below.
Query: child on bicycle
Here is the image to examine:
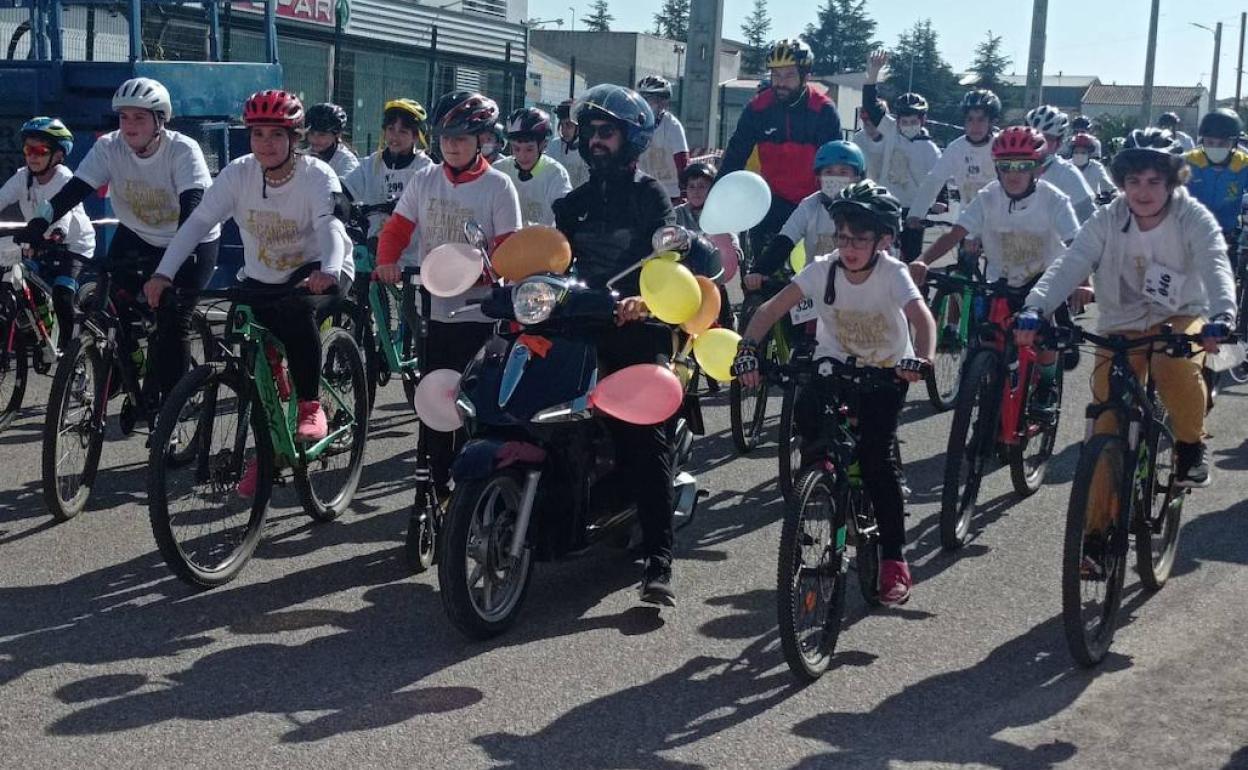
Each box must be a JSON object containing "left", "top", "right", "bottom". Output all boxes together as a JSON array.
[
  {"left": 907, "top": 88, "right": 1002, "bottom": 237},
  {"left": 1024, "top": 106, "right": 1096, "bottom": 223},
  {"left": 0, "top": 117, "right": 95, "bottom": 351},
  {"left": 1015, "top": 128, "right": 1235, "bottom": 499},
  {"left": 732, "top": 181, "right": 935, "bottom": 605},
  {"left": 373, "top": 90, "right": 521, "bottom": 503},
  {"left": 305, "top": 102, "right": 360, "bottom": 180},
  {"left": 492, "top": 107, "right": 571, "bottom": 226},
  {"left": 20, "top": 77, "right": 219, "bottom": 404},
  {"left": 1184, "top": 108, "right": 1248, "bottom": 259},
  {"left": 144, "top": 90, "right": 354, "bottom": 483},
  {"left": 343, "top": 98, "right": 432, "bottom": 267}
]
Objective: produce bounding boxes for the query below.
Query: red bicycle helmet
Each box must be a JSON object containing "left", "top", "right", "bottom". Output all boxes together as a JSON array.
[
  {"left": 243, "top": 90, "right": 305, "bottom": 129},
  {"left": 431, "top": 91, "right": 500, "bottom": 137},
  {"left": 992, "top": 126, "right": 1046, "bottom": 162},
  {"left": 1071, "top": 132, "right": 1097, "bottom": 151}
]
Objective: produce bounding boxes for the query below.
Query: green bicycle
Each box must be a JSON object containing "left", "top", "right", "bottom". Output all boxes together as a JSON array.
[
  {"left": 348, "top": 245, "right": 421, "bottom": 411},
  {"left": 146, "top": 276, "right": 369, "bottom": 588}
]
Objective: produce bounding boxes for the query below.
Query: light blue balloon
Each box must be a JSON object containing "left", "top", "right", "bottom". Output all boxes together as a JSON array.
[{"left": 699, "top": 171, "right": 772, "bottom": 235}]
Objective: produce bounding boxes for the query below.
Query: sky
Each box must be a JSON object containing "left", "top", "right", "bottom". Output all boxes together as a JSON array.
[{"left": 527, "top": 0, "right": 1248, "bottom": 93}]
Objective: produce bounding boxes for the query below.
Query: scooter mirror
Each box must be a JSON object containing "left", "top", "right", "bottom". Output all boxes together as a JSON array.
[
  {"left": 463, "top": 220, "right": 489, "bottom": 253},
  {"left": 651, "top": 225, "right": 691, "bottom": 257}
]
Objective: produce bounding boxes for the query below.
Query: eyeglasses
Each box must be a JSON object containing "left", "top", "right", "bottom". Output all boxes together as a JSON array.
[
  {"left": 586, "top": 123, "right": 620, "bottom": 140},
  {"left": 994, "top": 160, "right": 1038, "bottom": 174},
  {"left": 835, "top": 233, "right": 877, "bottom": 249},
  {"left": 22, "top": 144, "right": 51, "bottom": 158}
]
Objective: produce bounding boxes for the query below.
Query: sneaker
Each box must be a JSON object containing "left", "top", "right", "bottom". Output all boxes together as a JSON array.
[
  {"left": 640, "top": 557, "right": 675, "bottom": 606},
  {"left": 879, "top": 559, "right": 912, "bottom": 606},
  {"left": 236, "top": 457, "right": 259, "bottom": 498},
  {"left": 295, "top": 400, "right": 328, "bottom": 443},
  {"left": 1174, "top": 441, "right": 1211, "bottom": 489}
]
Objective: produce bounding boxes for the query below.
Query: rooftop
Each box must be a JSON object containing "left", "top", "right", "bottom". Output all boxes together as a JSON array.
[
  {"left": 959, "top": 73, "right": 1100, "bottom": 88},
  {"left": 1082, "top": 84, "right": 1206, "bottom": 107}
]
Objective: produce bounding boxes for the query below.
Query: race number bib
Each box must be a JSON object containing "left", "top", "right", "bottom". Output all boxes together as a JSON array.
[
  {"left": 789, "top": 295, "right": 818, "bottom": 325},
  {"left": 1143, "top": 262, "right": 1185, "bottom": 311}
]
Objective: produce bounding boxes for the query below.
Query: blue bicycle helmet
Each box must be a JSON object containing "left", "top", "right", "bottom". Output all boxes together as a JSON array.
[
  {"left": 813, "top": 140, "right": 865, "bottom": 175},
  {"left": 573, "top": 83, "right": 655, "bottom": 162},
  {"left": 21, "top": 117, "right": 73, "bottom": 156}
]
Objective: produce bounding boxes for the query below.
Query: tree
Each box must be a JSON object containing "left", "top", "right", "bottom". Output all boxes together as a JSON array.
[
  {"left": 583, "top": 0, "right": 613, "bottom": 32},
  {"left": 885, "top": 19, "right": 961, "bottom": 121},
  {"left": 802, "top": 0, "right": 879, "bottom": 76},
  {"left": 739, "top": 0, "right": 771, "bottom": 76},
  {"left": 969, "top": 31, "right": 1011, "bottom": 97},
  {"left": 652, "top": 0, "right": 689, "bottom": 40}
]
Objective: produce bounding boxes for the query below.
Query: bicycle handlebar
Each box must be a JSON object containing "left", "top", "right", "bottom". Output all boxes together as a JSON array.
[
  {"left": 1073, "top": 326, "right": 1238, "bottom": 357},
  {"left": 774, "top": 355, "right": 910, "bottom": 389}
]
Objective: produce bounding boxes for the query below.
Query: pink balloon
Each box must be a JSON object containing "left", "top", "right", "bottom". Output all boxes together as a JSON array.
[
  {"left": 422, "top": 243, "right": 483, "bottom": 298},
  {"left": 590, "top": 364, "right": 684, "bottom": 425},
  {"left": 413, "top": 368, "right": 463, "bottom": 432},
  {"left": 709, "top": 233, "right": 739, "bottom": 282}
]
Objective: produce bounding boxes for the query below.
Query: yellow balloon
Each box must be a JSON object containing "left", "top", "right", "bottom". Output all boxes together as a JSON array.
[
  {"left": 693, "top": 327, "right": 742, "bottom": 382},
  {"left": 640, "top": 259, "right": 701, "bottom": 325},
  {"left": 681, "top": 276, "right": 722, "bottom": 336},
  {"left": 655, "top": 250, "right": 682, "bottom": 261},
  {"left": 789, "top": 240, "right": 807, "bottom": 273}
]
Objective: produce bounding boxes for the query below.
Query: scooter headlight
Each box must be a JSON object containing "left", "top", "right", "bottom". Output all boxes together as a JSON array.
[{"left": 513, "top": 280, "right": 560, "bottom": 325}]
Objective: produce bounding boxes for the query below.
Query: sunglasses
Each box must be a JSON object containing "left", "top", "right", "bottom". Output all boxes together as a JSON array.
[
  {"left": 585, "top": 123, "right": 620, "bottom": 140},
  {"left": 995, "top": 160, "right": 1038, "bottom": 174},
  {"left": 23, "top": 144, "right": 51, "bottom": 158}
]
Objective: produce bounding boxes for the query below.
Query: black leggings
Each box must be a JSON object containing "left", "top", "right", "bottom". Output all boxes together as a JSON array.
[
  {"left": 897, "top": 215, "right": 924, "bottom": 263},
  {"left": 421, "top": 320, "right": 494, "bottom": 492},
  {"left": 796, "top": 380, "right": 909, "bottom": 560},
  {"left": 37, "top": 252, "right": 82, "bottom": 351},
  {"left": 249, "top": 275, "right": 352, "bottom": 401},
  {"left": 108, "top": 225, "right": 219, "bottom": 400}
]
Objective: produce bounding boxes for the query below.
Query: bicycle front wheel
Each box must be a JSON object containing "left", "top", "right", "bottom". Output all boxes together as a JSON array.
[
  {"left": 926, "top": 289, "right": 967, "bottom": 411},
  {"left": 778, "top": 384, "right": 802, "bottom": 505},
  {"left": 1062, "top": 433, "right": 1129, "bottom": 667},
  {"left": 41, "top": 337, "right": 107, "bottom": 521},
  {"left": 940, "top": 350, "right": 998, "bottom": 549},
  {"left": 1136, "top": 412, "right": 1184, "bottom": 591},
  {"left": 777, "top": 468, "right": 849, "bottom": 682},
  {"left": 0, "top": 322, "right": 28, "bottom": 433},
  {"left": 148, "top": 362, "right": 273, "bottom": 588},
  {"left": 1008, "top": 362, "right": 1063, "bottom": 496}
]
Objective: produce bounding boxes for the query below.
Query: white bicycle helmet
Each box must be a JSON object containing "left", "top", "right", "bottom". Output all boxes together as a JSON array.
[
  {"left": 1025, "top": 105, "right": 1069, "bottom": 140},
  {"left": 112, "top": 77, "right": 173, "bottom": 121}
]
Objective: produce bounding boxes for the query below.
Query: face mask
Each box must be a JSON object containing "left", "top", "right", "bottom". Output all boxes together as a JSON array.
[
  {"left": 481, "top": 142, "right": 497, "bottom": 157},
  {"left": 820, "top": 175, "right": 855, "bottom": 199},
  {"left": 1205, "top": 146, "right": 1231, "bottom": 164},
  {"left": 1072, "top": 152, "right": 1090, "bottom": 168},
  {"left": 899, "top": 123, "right": 922, "bottom": 140}
]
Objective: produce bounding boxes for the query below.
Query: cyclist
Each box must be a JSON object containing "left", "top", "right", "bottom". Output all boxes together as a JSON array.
[
  {"left": 0, "top": 117, "right": 95, "bottom": 351},
  {"left": 1158, "top": 111, "right": 1196, "bottom": 151},
  {"left": 1016, "top": 128, "right": 1235, "bottom": 495},
  {"left": 1070, "top": 132, "right": 1117, "bottom": 198},
  {"left": 858, "top": 50, "right": 941, "bottom": 262},
  {"left": 721, "top": 38, "right": 842, "bottom": 257},
  {"left": 143, "top": 90, "right": 354, "bottom": 475},
  {"left": 20, "top": 77, "right": 220, "bottom": 404},
  {"left": 548, "top": 98, "right": 589, "bottom": 189},
  {"left": 492, "top": 107, "right": 571, "bottom": 227},
  {"left": 343, "top": 98, "right": 432, "bottom": 267},
  {"left": 1061, "top": 115, "right": 1102, "bottom": 159},
  {"left": 745, "top": 139, "right": 865, "bottom": 289},
  {"left": 907, "top": 88, "right": 1002, "bottom": 238},
  {"left": 1024, "top": 105, "right": 1096, "bottom": 223},
  {"left": 305, "top": 102, "right": 360, "bottom": 179},
  {"left": 732, "top": 181, "right": 935, "bottom": 606},
  {"left": 675, "top": 160, "right": 741, "bottom": 339},
  {"left": 636, "top": 76, "right": 689, "bottom": 203},
  {"left": 373, "top": 91, "right": 521, "bottom": 508},
  {"left": 478, "top": 122, "right": 506, "bottom": 165},
  {"left": 1184, "top": 108, "right": 1248, "bottom": 261},
  {"left": 912, "top": 126, "right": 1083, "bottom": 409}
]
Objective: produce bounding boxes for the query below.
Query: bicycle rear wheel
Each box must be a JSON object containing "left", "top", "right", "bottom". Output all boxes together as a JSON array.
[
  {"left": 1136, "top": 412, "right": 1183, "bottom": 591},
  {"left": 148, "top": 362, "right": 273, "bottom": 588},
  {"left": 294, "top": 327, "right": 369, "bottom": 521},
  {"left": 848, "top": 484, "right": 881, "bottom": 607},
  {"left": 1062, "top": 433, "right": 1129, "bottom": 667},
  {"left": 41, "top": 337, "right": 107, "bottom": 521},
  {"left": 0, "top": 321, "right": 27, "bottom": 433},
  {"left": 940, "top": 350, "right": 997, "bottom": 549},
  {"left": 926, "top": 289, "right": 966, "bottom": 411},
  {"left": 778, "top": 384, "right": 802, "bottom": 505},
  {"left": 1008, "top": 363, "right": 1063, "bottom": 496},
  {"left": 728, "top": 336, "right": 771, "bottom": 453},
  {"left": 777, "top": 468, "right": 848, "bottom": 682}
]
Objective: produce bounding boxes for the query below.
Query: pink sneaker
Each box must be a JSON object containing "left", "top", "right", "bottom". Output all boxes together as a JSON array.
[
  {"left": 236, "top": 458, "right": 259, "bottom": 498},
  {"left": 295, "top": 400, "right": 328, "bottom": 443},
  {"left": 879, "top": 559, "right": 912, "bottom": 606}
]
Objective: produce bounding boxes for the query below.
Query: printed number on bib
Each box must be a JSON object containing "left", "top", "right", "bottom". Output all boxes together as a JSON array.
[
  {"left": 1143, "top": 263, "right": 1185, "bottom": 311},
  {"left": 789, "top": 296, "right": 818, "bottom": 325}
]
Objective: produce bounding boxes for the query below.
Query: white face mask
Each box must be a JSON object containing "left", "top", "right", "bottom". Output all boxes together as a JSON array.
[
  {"left": 1072, "top": 152, "right": 1090, "bottom": 168},
  {"left": 820, "top": 175, "right": 855, "bottom": 199},
  {"left": 1204, "top": 146, "right": 1231, "bottom": 164},
  {"left": 481, "top": 142, "right": 498, "bottom": 157},
  {"left": 899, "top": 123, "right": 922, "bottom": 140}
]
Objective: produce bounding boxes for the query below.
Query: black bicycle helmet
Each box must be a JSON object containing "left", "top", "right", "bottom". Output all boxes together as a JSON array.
[
  {"left": 505, "top": 107, "right": 551, "bottom": 142},
  {"left": 960, "top": 89, "right": 1001, "bottom": 119},
  {"left": 555, "top": 98, "right": 575, "bottom": 122},
  {"left": 430, "top": 91, "right": 499, "bottom": 137},
  {"left": 307, "top": 102, "right": 348, "bottom": 134},
  {"left": 825, "top": 180, "right": 903, "bottom": 237},
  {"left": 636, "top": 75, "right": 673, "bottom": 99},
  {"left": 1157, "top": 111, "right": 1181, "bottom": 128},
  {"left": 1110, "top": 127, "right": 1185, "bottom": 180},
  {"left": 894, "top": 93, "right": 929, "bottom": 117},
  {"left": 1071, "top": 115, "right": 1093, "bottom": 133},
  {"left": 1198, "top": 108, "right": 1243, "bottom": 139}
]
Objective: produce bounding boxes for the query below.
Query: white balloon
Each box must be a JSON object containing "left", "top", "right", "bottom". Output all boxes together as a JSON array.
[
  {"left": 413, "top": 368, "right": 464, "bottom": 432},
  {"left": 421, "top": 243, "right": 483, "bottom": 298},
  {"left": 700, "top": 171, "right": 772, "bottom": 235}
]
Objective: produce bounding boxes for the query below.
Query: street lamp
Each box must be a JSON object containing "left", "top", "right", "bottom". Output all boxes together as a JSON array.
[
  {"left": 673, "top": 43, "right": 685, "bottom": 116},
  {"left": 569, "top": 6, "right": 576, "bottom": 30},
  {"left": 1192, "top": 21, "right": 1223, "bottom": 105}
]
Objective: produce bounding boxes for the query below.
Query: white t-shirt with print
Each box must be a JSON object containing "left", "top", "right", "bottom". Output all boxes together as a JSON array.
[
  {"left": 392, "top": 163, "right": 522, "bottom": 323},
  {"left": 1121, "top": 212, "right": 1188, "bottom": 324},
  {"left": 779, "top": 192, "right": 839, "bottom": 259},
  {"left": 326, "top": 144, "right": 361, "bottom": 179},
  {"left": 74, "top": 128, "right": 219, "bottom": 247},
  {"left": 909, "top": 133, "right": 998, "bottom": 223},
  {"left": 548, "top": 139, "right": 590, "bottom": 189},
  {"left": 156, "top": 154, "right": 352, "bottom": 284},
  {"left": 957, "top": 179, "right": 1080, "bottom": 286},
  {"left": 0, "top": 165, "right": 95, "bottom": 257},
  {"left": 792, "top": 252, "right": 921, "bottom": 367},
  {"left": 638, "top": 112, "right": 689, "bottom": 198},
  {"left": 1040, "top": 155, "right": 1095, "bottom": 220},
  {"left": 344, "top": 151, "right": 433, "bottom": 266},
  {"left": 492, "top": 154, "right": 572, "bottom": 227}
]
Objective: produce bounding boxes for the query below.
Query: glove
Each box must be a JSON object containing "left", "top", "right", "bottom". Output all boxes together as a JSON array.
[
  {"left": 1014, "top": 308, "right": 1044, "bottom": 331},
  {"left": 730, "top": 338, "right": 760, "bottom": 378},
  {"left": 16, "top": 217, "right": 49, "bottom": 246},
  {"left": 1201, "top": 315, "right": 1232, "bottom": 340}
]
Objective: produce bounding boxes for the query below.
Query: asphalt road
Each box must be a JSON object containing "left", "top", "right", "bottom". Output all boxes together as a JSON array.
[{"left": 2, "top": 314, "right": 1248, "bottom": 769}]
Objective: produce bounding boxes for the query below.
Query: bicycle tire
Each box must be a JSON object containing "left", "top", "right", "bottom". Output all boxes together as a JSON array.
[
  {"left": 849, "top": 484, "right": 881, "bottom": 607},
  {"left": 778, "top": 384, "right": 802, "bottom": 505},
  {"left": 729, "top": 330, "right": 771, "bottom": 454},
  {"left": 926, "top": 288, "right": 966, "bottom": 412},
  {"left": 0, "top": 323, "right": 27, "bottom": 433},
  {"left": 1008, "top": 362, "right": 1063, "bottom": 497},
  {"left": 940, "top": 350, "right": 998, "bottom": 549},
  {"left": 1061, "top": 433, "right": 1129, "bottom": 667},
  {"left": 777, "top": 467, "right": 848, "bottom": 681},
  {"left": 148, "top": 362, "right": 274, "bottom": 588},
  {"left": 294, "top": 327, "right": 369, "bottom": 522},
  {"left": 1135, "top": 410, "right": 1183, "bottom": 591},
  {"left": 41, "top": 337, "right": 107, "bottom": 521}
]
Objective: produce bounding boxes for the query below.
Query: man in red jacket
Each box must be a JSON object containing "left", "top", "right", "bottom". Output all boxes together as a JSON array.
[{"left": 720, "top": 38, "right": 842, "bottom": 259}]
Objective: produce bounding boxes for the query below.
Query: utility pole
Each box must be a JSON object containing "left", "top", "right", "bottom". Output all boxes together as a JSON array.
[
  {"left": 1141, "top": 0, "right": 1160, "bottom": 124},
  {"left": 1023, "top": 0, "right": 1048, "bottom": 107},
  {"left": 1237, "top": 12, "right": 1245, "bottom": 110},
  {"left": 1212, "top": 22, "right": 1223, "bottom": 105}
]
